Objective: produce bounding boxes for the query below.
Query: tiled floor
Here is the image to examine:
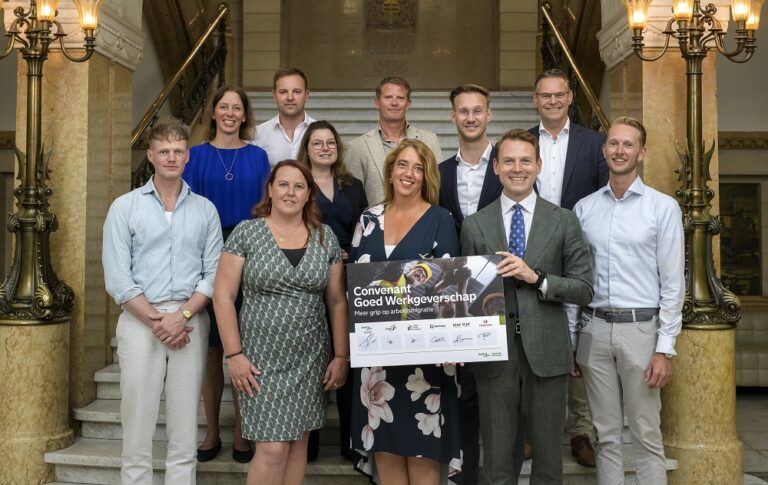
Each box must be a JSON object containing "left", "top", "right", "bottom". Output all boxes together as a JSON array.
[{"left": 739, "top": 388, "right": 768, "bottom": 480}]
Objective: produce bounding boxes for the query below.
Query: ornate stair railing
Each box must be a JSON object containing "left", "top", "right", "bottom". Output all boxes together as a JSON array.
[
  {"left": 131, "top": 3, "right": 229, "bottom": 188},
  {"left": 539, "top": 1, "right": 609, "bottom": 132}
]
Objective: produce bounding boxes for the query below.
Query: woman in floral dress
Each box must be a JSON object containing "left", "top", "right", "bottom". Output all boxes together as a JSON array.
[{"left": 349, "top": 139, "right": 462, "bottom": 484}]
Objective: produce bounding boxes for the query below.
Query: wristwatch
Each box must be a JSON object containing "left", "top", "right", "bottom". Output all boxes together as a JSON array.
[
  {"left": 533, "top": 268, "right": 547, "bottom": 289},
  {"left": 181, "top": 309, "right": 193, "bottom": 320},
  {"left": 663, "top": 353, "right": 675, "bottom": 360}
]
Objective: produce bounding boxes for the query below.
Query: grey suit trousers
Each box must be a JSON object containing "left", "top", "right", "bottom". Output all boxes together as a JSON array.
[{"left": 475, "top": 337, "right": 568, "bottom": 485}]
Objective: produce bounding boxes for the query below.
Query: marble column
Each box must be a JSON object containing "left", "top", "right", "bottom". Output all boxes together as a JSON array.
[
  {"left": 1, "top": 1, "right": 143, "bottom": 482},
  {"left": 598, "top": 2, "right": 742, "bottom": 484}
]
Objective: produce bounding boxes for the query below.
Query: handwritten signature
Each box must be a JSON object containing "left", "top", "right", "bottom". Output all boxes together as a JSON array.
[
  {"left": 385, "top": 324, "right": 396, "bottom": 332},
  {"left": 431, "top": 336, "right": 447, "bottom": 343},
  {"left": 477, "top": 332, "right": 492, "bottom": 340},
  {"left": 358, "top": 334, "right": 377, "bottom": 350},
  {"left": 453, "top": 335, "right": 473, "bottom": 343}
]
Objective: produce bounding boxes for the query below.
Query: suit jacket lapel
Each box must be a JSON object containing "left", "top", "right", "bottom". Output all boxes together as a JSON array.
[
  {"left": 562, "top": 125, "right": 580, "bottom": 198},
  {"left": 478, "top": 147, "right": 500, "bottom": 209},
  {"left": 444, "top": 157, "right": 462, "bottom": 221},
  {"left": 364, "top": 130, "right": 386, "bottom": 187},
  {"left": 478, "top": 198, "right": 508, "bottom": 252},
  {"left": 524, "top": 197, "right": 559, "bottom": 268}
]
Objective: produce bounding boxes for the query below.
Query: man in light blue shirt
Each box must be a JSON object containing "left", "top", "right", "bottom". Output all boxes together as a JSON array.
[
  {"left": 572, "top": 117, "right": 684, "bottom": 485},
  {"left": 103, "top": 117, "right": 222, "bottom": 484}
]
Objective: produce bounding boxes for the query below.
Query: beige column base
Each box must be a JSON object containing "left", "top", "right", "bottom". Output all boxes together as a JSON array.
[
  {"left": 0, "top": 320, "right": 73, "bottom": 484},
  {"left": 661, "top": 328, "right": 742, "bottom": 484}
]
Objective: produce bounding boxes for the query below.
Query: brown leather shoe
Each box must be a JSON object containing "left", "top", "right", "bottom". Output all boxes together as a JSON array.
[
  {"left": 570, "top": 434, "right": 596, "bottom": 467},
  {"left": 524, "top": 440, "right": 533, "bottom": 460}
]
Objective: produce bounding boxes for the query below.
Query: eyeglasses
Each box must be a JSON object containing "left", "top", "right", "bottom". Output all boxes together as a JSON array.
[
  {"left": 535, "top": 91, "right": 570, "bottom": 100},
  {"left": 455, "top": 108, "right": 488, "bottom": 118},
  {"left": 310, "top": 139, "right": 337, "bottom": 150}
]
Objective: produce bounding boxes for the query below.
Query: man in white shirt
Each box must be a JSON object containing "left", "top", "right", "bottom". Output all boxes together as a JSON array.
[
  {"left": 254, "top": 67, "right": 316, "bottom": 166},
  {"left": 439, "top": 84, "right": 503, "bottom": 232},
  {"left": 528, "top": 69, "right": 608, "bottom": 467},
  {"left": 346, "top": 76, "right": 443, "bottom": 204},
  {"left": 573, "top": 117, "right": 684, "bottom": 484},
  {"left": 437, "top": 84, "right": 503, "bottom": 483}
]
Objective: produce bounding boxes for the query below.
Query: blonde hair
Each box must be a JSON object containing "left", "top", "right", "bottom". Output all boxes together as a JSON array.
[
  {"left": 611, "top": 116, "right": 647, "bottom": 147},
  {"left": 382, "top": 139, "right": 440, "bottom": 206}
]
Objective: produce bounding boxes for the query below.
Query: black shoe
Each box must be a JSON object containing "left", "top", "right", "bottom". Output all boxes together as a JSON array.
[
  {"left": 233, "top": 443, "right": 254, "bottom": 463},
  {"left": 197, "top": 440, "right": 222, "bottom": 462}
]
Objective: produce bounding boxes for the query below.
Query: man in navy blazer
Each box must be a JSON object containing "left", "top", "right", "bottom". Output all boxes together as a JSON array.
[
  {"left": 438, "top": 84, "right": 502, "bottom": 484},
  {"left": 439, "top": 84, "right": 503, "bottom": 232},
  {"left": 528, "top": 69, "right": 608, "bottom": 211},
  {"left": 528, "top": 68, "right": 608, "bottom": 467}
]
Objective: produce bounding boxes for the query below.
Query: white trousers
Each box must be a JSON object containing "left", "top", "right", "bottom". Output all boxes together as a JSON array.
[
  {"left": 117, "top": 301, "right": 209, "bottom": 485},
  {"left": 576, "top": 312, "right": 667, "bottom": 485}
]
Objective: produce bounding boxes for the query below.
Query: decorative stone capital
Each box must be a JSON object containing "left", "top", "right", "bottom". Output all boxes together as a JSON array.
[
  {"left": 598, "top": 0, "right": 733, "bottom": 71},
  {"left": 2, "top": 0, "right": 145, "bottom": 71}
]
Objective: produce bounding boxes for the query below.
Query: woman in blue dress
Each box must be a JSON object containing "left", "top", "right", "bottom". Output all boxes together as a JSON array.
[
  {"left": 349, "top": 139, "right": 462, "bottom": 484},
  {"left": 182, "top": 85, "right": 271, "bottom": 463},
  {"left": 298, "top": 120, "right": 368, "bottom": 461}
]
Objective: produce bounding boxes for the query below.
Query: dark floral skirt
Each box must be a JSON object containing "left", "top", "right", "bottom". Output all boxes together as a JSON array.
[{"left": 351, "top": 364, "right": 463, "bottom": 483}]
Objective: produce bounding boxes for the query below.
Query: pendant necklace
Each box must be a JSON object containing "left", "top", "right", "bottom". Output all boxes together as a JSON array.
[
  {"left": 215, "top": 146, "right": 239, "bottom": 181},
  {"left": 270, "top": 220, "right": 303, "bottom": 243}
]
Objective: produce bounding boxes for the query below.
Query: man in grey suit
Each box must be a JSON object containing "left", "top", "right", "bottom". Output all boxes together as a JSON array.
[
  {"left": 346, "top": 76, "right": 442, "bottom": 203},
  {"left": 461, "top": 129, "right": 593, "bottom": 484}
]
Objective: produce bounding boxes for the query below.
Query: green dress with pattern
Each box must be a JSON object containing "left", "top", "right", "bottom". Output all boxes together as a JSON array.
[{"left": 224, "top": 218, "right": 341, "bottom": 441}]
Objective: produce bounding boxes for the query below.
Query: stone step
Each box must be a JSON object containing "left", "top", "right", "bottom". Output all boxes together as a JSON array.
[
  {"left": 45, "top": 437, "right": 676, "bottom": 485},
  {"left": 46, "top": 439, "right": 364, "bottom": 485},
  {"left": 75, "top": 399, "right": 340, "bottom": 445}
]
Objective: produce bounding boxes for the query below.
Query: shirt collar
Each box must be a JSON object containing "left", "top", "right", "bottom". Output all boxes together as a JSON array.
[
  {"left": 377, "top": 122, "right": 410, "bottom": 142},
  {"left": 538, "top": 118, "right": 571, "bottom": 139},
  {"left": 500, "top": 189, "right": 537, "bottom": 216},
  {"left": 141, "top": 176, "right": 191, "bottom": 203},
  {"left": 270, "top": 113, "right": 313, "bottom": 131},
  {"left": 600, "top": 175, "right": 645, "bottom": 200},
  {"left": 456, "top": 142, "right": 493, "bottom": 167}
]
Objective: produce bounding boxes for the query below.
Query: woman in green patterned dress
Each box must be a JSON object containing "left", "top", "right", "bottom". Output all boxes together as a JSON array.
[{"left": 213, "top": 160, "right": 350, "bottom": 484}]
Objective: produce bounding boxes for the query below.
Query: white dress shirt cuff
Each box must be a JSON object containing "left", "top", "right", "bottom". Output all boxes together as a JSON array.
[{"left": 655, "top": 334, "right": 677, "bottom": 356}]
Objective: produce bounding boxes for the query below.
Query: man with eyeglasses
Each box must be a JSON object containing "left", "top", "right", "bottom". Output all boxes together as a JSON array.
[
  {"left": 254, "top": 67, "right": 316, "bottom": 167},
  {"left": 346, "top": 76, "right": 443, "bottom": 204},
  {"left": 439, "top": 84, "right": 502, "bottom": 233},
  {"left": 527, "top": 68, "right": 608, "bottom": 468},
  {"left": 437, "top": 84, "right": 503, "bottom": 484}
]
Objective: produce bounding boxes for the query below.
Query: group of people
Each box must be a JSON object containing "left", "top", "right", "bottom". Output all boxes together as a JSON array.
[{"left": 102, "top": 67, "right": 684, "bottom": 485}]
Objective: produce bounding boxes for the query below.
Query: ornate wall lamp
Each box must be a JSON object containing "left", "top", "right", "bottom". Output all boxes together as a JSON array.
[
  {"left": 622, "top": 0, "right": 763, "bottom": 328},
  {"left": 0, "top": 0, "right": 103, "bottom": 325}
]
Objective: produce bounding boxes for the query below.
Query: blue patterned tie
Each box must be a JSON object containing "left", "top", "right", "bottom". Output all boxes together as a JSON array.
[{"left": 508, "top": 204, "right": 526, "bottom": 257}]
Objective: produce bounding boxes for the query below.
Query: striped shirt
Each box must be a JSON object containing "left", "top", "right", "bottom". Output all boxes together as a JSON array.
[{"left": 573, "top": 176, "right": 684, "bottom": 354}]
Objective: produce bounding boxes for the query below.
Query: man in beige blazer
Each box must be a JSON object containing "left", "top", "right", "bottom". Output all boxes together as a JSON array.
[{"left": 346, "top": 76, "right": 442, "bottom": 204}]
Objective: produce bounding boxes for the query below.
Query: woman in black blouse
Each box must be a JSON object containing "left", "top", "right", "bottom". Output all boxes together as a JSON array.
[
  {"left": 298, "top": 120, "right": 368, "bottom": 461},
  {"left": 298, "top": 120, "right": 368, "bottom": 259}
]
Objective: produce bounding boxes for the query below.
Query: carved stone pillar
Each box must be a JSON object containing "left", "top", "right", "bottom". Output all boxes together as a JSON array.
[{"left": 0, "top": 1, "right": 143, "bottom": 481}]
